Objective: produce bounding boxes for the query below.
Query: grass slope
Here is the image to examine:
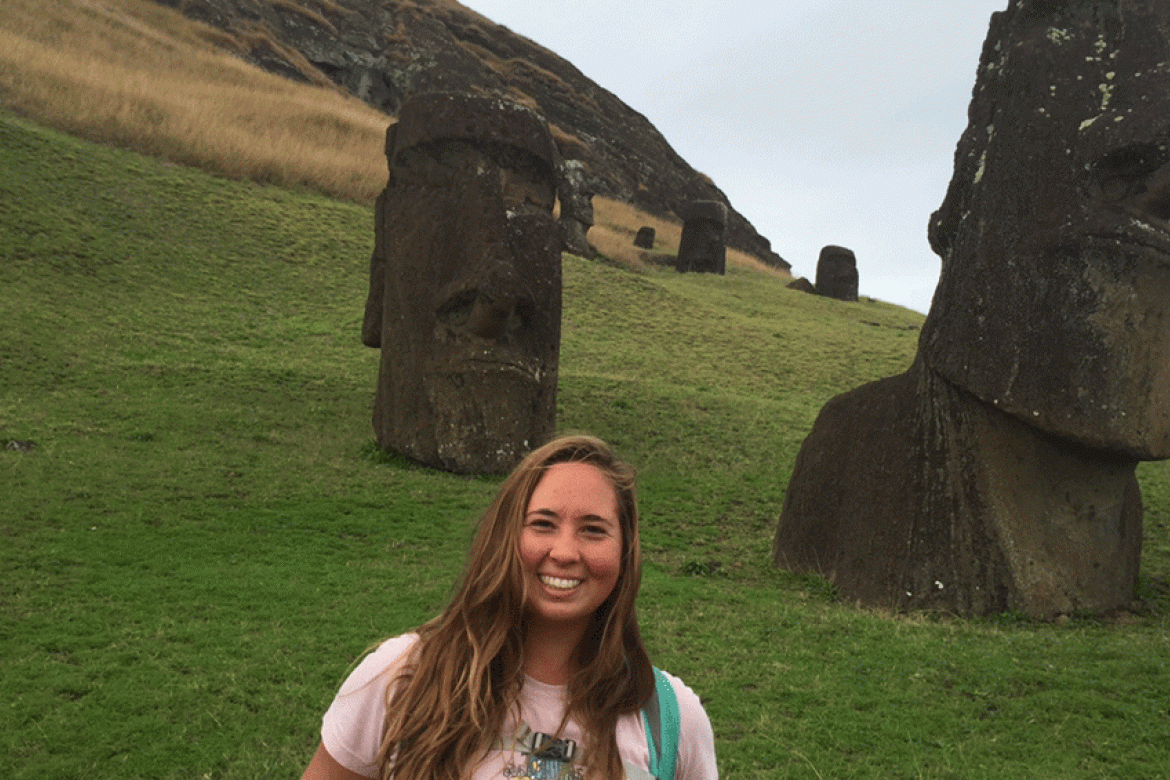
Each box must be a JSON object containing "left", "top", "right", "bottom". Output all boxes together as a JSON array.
[{"left": 2, "top": 111, "right": 1169, "bottom": 779}]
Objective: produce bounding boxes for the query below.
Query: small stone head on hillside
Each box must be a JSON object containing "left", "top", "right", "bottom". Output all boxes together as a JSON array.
[
  {"left": 921, "top": 0, "right": 1170, "bottom": 460},
  {"left": 362, "top": 92, "right": 564, "bottom": 474}
]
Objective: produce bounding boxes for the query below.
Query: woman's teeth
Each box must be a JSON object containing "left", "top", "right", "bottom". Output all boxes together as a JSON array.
[{"left": 540, "top": 575, "right": 581, "bottom": 590}]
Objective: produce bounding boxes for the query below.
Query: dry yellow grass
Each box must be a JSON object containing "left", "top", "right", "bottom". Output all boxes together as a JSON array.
[
  {"left": 727, "top": 247, "right": 792, "bottom": 278},
  {"left": 0, "top": 0, "right": 389, "bottom": 201}
]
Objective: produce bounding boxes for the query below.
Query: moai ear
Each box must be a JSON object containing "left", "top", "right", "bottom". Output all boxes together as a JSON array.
[{"left": 361, "top": 190, "right": 387, "bottom": 349}]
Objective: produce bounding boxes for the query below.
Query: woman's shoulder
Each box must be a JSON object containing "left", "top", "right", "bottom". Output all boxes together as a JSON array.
[
  {"left": 369, "top": 632, "right": 419, "bottom": 663},
  {"left": 653, "top": 668, "right": 718, "bottom": 780},
  {"left": 336, "top": 632, "right": 420, "bottom": 695},
  {"left": 321, "top": 633, "right": 422, "bottom": 777},
  {"left": 655, "top": 668, "right": 706, "bottom": 715}
]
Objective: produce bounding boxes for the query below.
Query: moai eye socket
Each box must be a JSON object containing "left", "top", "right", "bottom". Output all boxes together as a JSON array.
[
  {"left": 392, "top": 144, "right": 456, "bottom": 186},
  {"left": 1083, "top": 141, "right": 1170, "bottom": 225},
  {"left": 437, "top": 290, "right": 477, "bottom": 329},
  {"left": 437, "top": 289, "right": 531, "bottom": 342},
  {"left": 1087, "top": 142, "right": 1170, "bottom": 202}
]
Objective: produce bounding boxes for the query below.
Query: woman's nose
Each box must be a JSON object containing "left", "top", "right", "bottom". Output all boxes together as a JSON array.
[{"left": 547, "top": 529, "right": 581, "bottom": 562}]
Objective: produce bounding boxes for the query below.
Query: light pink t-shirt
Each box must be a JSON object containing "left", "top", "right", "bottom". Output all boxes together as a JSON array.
[{"left": 321, "top": 634, "right": 718, "bottom": 779}]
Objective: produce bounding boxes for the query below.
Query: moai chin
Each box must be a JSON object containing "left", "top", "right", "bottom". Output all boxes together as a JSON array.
[
  {"left": 775, "top": 0, "right": 1170, "bottom": 619},
  {"left": 361, "top": 92, "right": 563, "bottom": 474},
  {"left": 677, "top": 200, "right": 727, "bottom": 274},
  {"left": 814, "top": 245, "right": 859, "bottom": 302}
]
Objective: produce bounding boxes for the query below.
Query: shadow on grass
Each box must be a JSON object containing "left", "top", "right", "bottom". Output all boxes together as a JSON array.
[{"left": 356, "top": 440, "right": 504, "bottom": 485}]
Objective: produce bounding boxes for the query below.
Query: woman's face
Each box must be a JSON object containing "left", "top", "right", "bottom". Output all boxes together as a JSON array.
[{"left": 519, "top": 462, "right": 623, "bottom": 634}]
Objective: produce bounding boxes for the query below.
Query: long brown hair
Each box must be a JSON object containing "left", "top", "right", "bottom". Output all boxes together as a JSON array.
[{"left": 376, "top": 434, "right": 655, "bottom": 780}]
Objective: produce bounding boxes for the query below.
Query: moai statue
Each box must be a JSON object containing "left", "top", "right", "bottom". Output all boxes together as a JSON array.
[
  {"left": 786, "top": 277, "right": 816, "bottom": 295},
  {"left": 774, "top": 0, "right": 1170, "bottom": 619},
  {"left": 676, "top": 200, "right": 727, "bottom": 274},
  {"left": 558, "top": 159, "right": 595, "bottom": 257},
  {"left": 814, "top": 245, "right": 859, "bottom": 302},
  {"left": 634, "top": 226, "right": 656, "bottom": 249},
  {"left": 361, "top": 92, "right": 563, "bottom": 474}
]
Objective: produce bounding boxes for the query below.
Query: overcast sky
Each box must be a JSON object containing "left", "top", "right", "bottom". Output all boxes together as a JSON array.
[{"left": 463, "top": 0, "right": 1009, "bottom": 314}]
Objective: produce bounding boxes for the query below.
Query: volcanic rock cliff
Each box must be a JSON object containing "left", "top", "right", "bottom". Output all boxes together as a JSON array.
[{"left": 155, "top": 0, "right": 787, "bottom": 268}]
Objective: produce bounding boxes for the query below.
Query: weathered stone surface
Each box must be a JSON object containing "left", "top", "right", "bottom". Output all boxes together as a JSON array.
[
  {"left": 786, "top": 277, "right": 816, "bottom": 295},
  {"left": 634, "top": 226, "right": 655, "bottom": 249},
  {"left": 153, "top": 0, "right": 789, "bottom": 271},
  {"left": 922, "top": 0, "right": 1170, "bottom": 458},
  {"left": 560, "top": 220, "right": 592, "bottom": 258},
  {"left": 677, "top": 200, "right": 727, "bottom": 274},
  {"left": 558, "top": 159, "right": 595, "bottom": 225},
  {"left": 558, "top": 159, "right": 595, "bottom": 257},
  {"left": 775, "top": 358, "right": 1142, "bottom": 618},
  {"left": 362, "top": 93, "right": 562, "bottom": 474},
  {"left": 775, "top": 0, "right": 1170, "bottom": 618},
  {"left": 814, "top": 245, "right": 858, "bottom": 302}
]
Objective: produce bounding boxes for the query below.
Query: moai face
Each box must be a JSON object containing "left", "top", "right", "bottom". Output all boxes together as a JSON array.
[
  {"left": 921, "top": 0, "right": 1170, "bottom": 459},
  {"left": 371, "top": 93, "right": 563, "bottom": 473}
]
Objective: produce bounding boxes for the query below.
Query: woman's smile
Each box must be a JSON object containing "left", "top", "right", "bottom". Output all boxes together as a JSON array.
[{"left": 539, "top": 574, "right": 583, "bottom": 590}]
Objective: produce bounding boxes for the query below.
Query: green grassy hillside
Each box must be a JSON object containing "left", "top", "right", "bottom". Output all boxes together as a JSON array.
[{"left": 3, "top": 110, "right": 1169, "bottom": 779}]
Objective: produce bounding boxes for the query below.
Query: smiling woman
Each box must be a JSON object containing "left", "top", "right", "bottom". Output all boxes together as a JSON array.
[{"left": 299, "top": 434, "right": 718, "bottom": 780}]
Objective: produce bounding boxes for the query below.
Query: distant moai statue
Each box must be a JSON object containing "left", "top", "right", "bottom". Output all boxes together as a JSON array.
[
  {"left": 361, "top": 92, "right": 563, "bottom": 474},
  {"left": 786, "top": 277, "right": 816, "bottom": 295},
  {"left": 558, "top": 159, "right": 595, "bottom": 257},
  {"left": 676, "top": 200, "right": 727, "bottom": 274},
  {"left": 814, "top": 245, "right": 858, "bottom": 302},
  {"left": 634, "top": 226, "right": 656, "bottom": 249},
  {"left": 774, "top": 0, "right": 1170, "bottom": 619}
]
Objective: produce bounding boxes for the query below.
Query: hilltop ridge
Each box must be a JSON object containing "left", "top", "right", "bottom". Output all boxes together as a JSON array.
[{"left": 153, "top": 0, "right": 789, "bottom": 269}]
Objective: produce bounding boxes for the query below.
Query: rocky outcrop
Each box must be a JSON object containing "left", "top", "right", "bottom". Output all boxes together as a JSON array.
[{"left": 153, "top": 0, "right": 788, "bottom": 269}]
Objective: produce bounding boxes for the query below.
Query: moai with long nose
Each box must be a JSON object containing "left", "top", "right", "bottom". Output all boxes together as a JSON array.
[
  {"left": 361, "top": 93, "right": 563, "bottom": 474},
  {"left": 775, "top": 0, "right": 1170, "bottom": 619}
]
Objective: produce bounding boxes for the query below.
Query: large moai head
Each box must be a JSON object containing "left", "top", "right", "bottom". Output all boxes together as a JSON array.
[
  {"left": 367, "top": 92, "right": 563, "bottom": 474},
  {"left": 814, "top": 245, "right": 859, "bottom": 302},
  {"left": 921, "top": 0, "right": 1170, "bottom": 460},
  {"left": 677, "top": 200, "right": 728, "bottom": 274}
]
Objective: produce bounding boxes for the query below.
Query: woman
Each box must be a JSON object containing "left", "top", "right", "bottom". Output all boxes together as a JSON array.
[{"left": 300, "top": 434, "right": 718, "bottom": 780}]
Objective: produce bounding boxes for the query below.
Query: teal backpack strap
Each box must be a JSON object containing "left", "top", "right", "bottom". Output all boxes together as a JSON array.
[{"left": 641, "top": 667, "right": 680, "bottom": 780}]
